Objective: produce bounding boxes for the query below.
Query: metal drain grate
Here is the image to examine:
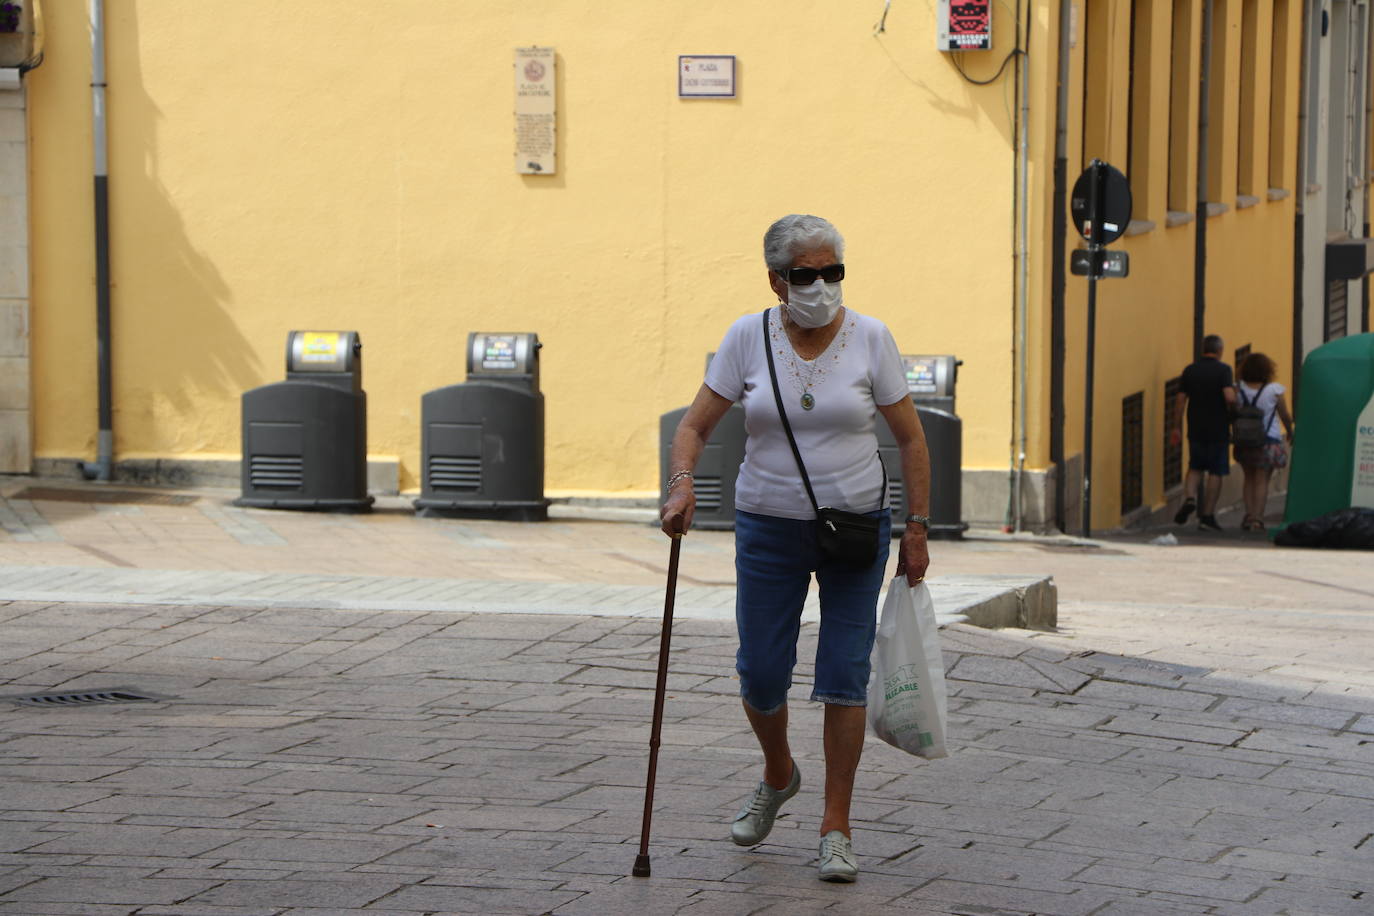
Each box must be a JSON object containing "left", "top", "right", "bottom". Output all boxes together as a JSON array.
[
  {"left": 5, "top": 688, "right": 166, "bottom": 708},
  {"left": 10, "top": 487, "right": 200, "bottom": 506}
]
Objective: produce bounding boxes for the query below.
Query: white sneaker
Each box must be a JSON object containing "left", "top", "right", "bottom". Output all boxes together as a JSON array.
[
  {"left": 818, "top": 830, "right": 858, "bottom": 882},
  {"left": 730, "top": 761, "right": 800, "bottom": 846}
]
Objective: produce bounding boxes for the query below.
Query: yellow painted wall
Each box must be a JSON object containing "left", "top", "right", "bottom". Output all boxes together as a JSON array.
[{"left": 25, "top": 1, "right": 1023, "bottom": 496}]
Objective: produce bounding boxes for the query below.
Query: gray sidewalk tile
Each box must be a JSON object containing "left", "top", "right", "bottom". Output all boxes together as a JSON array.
[
  {"left": 1148, "top": 775, "right": 1328, "bottom": 815},
  {"left": 1215, "top": 846, "right": 1372, "bottom": 881},
  {"left": 137, "top": 907, "right": 283, "bottom": 916},
  {"left": 1073, "top": 680, "right": 1219, "bottom": 710},
  {"left": 1217, "top": 885, "right": 1372, "bottom": 915},
  {"left": 1071, "top": 862, "right": 1275, "bottom": 906},
  {"left": 1096, "top": 713, "right": 1251, "bottom": 745},
  {"left": 901, "top": 878, "right": 1118, "bottom": 915},
  {"left": 0, "top": 876, "right": 221, "bottom": 906},
  {"left": 210, "top": 835, "right": 417, "bottom": 866},
  {"left": 1111, "top": 746, "right": 1278, "bottom": 780},
  {"left": 185, "top": 876, "right": 408, "bottom": 909},
  {"left": 0, "top": 905, "right": 144, "bottom": 915},
  {"left": 378, "top": 884, "right": 584, "bottom": 913}
]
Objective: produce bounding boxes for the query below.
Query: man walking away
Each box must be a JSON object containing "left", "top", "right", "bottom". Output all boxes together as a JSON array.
[{"left": 1172, "top": 334, "right": 1236, "bottom": 531}]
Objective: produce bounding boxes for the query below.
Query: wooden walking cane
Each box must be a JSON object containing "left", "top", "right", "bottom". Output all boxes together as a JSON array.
[{"left": 632, "top": 514, "right": 685, "bottom": 878}]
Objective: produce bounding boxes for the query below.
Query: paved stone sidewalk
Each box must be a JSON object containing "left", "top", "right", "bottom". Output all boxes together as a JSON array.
[
  {"left": 0, "top": 481, "right": 1056, "bottom": 629},
  {"left": 0, "top": 564, "right": 1055, "bottom": 630},
  {"left": 1, "top": 595, "right": 1372, "bottom": 915}
]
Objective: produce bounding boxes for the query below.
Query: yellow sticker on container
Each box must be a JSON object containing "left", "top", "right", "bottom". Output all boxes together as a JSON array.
[{"left": 300, "top": 332, "right": 340, "bottom": 363}]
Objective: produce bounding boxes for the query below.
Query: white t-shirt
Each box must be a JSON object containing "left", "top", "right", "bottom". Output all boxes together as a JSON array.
[
  {"left": 1237, "top": 381, "right": 1286, "bottom": 440},
  {"left": 704, "top": 307, "right": 909, "bottom": 520}
]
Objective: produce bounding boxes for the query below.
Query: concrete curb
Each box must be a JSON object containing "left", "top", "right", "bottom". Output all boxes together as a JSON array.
[{"left": 0, "top": 565, "right": 1056, "bottom": 630}]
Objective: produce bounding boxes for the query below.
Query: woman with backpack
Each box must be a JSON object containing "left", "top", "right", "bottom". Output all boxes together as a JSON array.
[{"left": 1234, "top": 353, "right": 1295, "bottom": 531}]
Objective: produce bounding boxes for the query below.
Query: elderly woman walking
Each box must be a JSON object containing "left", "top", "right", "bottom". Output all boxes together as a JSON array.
[{"left": 660, "top": 214, "right": 931, "bottom": 882}]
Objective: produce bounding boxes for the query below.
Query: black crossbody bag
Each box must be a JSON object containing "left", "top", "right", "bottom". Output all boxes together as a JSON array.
[{"left": 762, "top": 308, "right": 884, "bottom": 568}]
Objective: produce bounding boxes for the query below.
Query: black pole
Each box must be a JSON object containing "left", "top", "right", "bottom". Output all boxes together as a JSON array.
[
  {"left": 95, "top": 175, "right": 112, "bottom": 437},
  {"left": 1364, "top": 219, "right": 1371, "bottom": 335},
  {"left": 1050, "top": 0, "right": 1073, "bottom": 534},
  {"left": 1083, "top": 266, "right": 1098, "bottom": 539},
  {"left": 1082, "top": 161, "right": 1104, "bottom": 538},
  {"left": 81, "top": 0, "right": 113, "bottom": 482},
  {"left": 1292, "top": 211, "right": 1304, "bottom": 409},
  {"left": 632, "top": 520, "right": 684, "bottom": 878},
  {"left": 1051, "top": 154, "right": 1068, "bottom": 533},
  {"left": 1291, "top": 0, "right": 1309, "bottom": 410}
]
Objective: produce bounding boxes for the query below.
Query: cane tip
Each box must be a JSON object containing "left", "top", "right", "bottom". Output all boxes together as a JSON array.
[{"left": 632, "top": 854, "right": 651, "bottom": 877}]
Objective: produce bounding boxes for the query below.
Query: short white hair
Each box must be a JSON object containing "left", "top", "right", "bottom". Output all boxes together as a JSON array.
[{"left": 763, "top": 214, "right": 845, "bottom": 271}]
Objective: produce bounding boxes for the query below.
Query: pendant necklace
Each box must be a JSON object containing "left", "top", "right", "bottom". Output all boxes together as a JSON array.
[
  {"left": 798, "top": 360, "right": 819, "bottom": 411},
  {"left": 771, "top": 308, "right": 851, "bottom": 412}
]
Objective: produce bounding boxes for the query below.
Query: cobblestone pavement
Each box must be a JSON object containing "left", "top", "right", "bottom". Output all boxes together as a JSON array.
[{"left": 0, "top": 481, "right": 1371, "bottom": 913}]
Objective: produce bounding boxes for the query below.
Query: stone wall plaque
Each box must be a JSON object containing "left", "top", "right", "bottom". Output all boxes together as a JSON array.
[{"left": 515, "top": 47, "right": 556, "bottom": 175}]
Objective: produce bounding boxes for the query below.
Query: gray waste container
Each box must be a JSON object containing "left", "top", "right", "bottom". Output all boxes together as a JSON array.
[
  {"left": 659, "top": 404, "right": 746, "bottom": 530},
  {"left": 414, "top": 332, "right": 549, "bottom": 521},
  {"left": 237, "top": 330, "right": 373, "bottom": 511},
  {"left": 877, "top": 355, "right": 967, "bottom": 538},
  {"left": 659, "top": 353, "right": 747, "bottom": 530}
]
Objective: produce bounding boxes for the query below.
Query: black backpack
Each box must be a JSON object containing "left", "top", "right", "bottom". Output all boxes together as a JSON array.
[{"left": 1232, "top": 384, "right": 1270, "bottom": 449}]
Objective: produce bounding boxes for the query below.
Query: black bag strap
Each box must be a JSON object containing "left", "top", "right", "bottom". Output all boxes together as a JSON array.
[
  {"left": 1239, "top": 382, "right": 1266, "bottom": 408},
  {"left": 1239, "top": 382, "right": 1275, "bottom": 428},
  {"left": 763, "top": 308, "right": 822, "bottom": 514},
  {"left": 761, "top": 308, "right": 885, "bottom": 514}
]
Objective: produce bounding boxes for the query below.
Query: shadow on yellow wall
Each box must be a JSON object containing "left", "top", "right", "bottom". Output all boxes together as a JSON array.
[{"left": 107, "top": 2, "right": 259, "bottom": 453}]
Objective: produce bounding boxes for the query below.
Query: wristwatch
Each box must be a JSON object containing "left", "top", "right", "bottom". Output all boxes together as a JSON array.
[{"left": 904, "top": 514, "right": 931, "bottom": 530}]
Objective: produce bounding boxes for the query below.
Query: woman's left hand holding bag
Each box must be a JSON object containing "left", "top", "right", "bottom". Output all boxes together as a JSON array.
[{"left": 894, "top": 526, "right": 929, "bottom": 587}]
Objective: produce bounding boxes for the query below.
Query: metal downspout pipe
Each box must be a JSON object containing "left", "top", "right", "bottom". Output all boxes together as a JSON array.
[
  {"left": 80, "top": 0, "right": 112, "bottom": 481},
  {"left": 1009, "top": 0, "right": 1030, "bottom": 532},
  {"left": 1193, "top": 0, "right": 1214, "bottom": 356},
  {"left": 1292, "top": 2, "right": 1310, "bottom": 399},
  {"left": 1364, "top": 5, "right": 1372, "bottom": 334},
  {"left": 1016, "top": 0, "right": 1030, "bottom": 532},
  {"left": 1049, "top": 0, "right": 1073, "bottom": 533}
]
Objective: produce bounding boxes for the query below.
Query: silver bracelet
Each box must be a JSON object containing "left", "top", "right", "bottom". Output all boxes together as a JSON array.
[{"left": 666, "top": 470, "right": 694, "bottom": 491}]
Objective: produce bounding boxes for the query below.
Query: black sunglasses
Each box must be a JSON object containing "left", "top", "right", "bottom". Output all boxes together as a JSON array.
[{"left": 779, "top": 263, "right": 845, "bottom": 285}]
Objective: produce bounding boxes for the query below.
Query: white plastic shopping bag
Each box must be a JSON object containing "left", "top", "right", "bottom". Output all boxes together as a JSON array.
[{"left": 867, "top": 577, "right": 948, "bottom": 759}]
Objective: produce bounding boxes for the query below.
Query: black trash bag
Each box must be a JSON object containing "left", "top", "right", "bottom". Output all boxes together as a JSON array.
[{"left": 1274, "top": 508, "right": 1374, "bottom": 550}]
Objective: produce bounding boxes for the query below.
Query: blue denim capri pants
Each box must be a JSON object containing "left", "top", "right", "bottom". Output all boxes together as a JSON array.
[{"left": 734, "top": 508, "right": 892, "bottom": 715}]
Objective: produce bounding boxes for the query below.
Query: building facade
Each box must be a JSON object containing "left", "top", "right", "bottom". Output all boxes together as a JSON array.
[{"left": 1, "top": 1, "right": 1368, "bottom": 531}]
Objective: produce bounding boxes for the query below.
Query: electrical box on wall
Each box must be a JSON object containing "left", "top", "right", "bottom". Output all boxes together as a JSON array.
[{"left": 938, "top": 0, "right": 992, "bottom": 51}]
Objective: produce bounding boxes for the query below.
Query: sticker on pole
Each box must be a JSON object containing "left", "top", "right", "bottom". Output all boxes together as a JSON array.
[
  {"left": 1071, "top": 161, "right": 1132, "bottom": 245},
  {"left": 1070, "top": 248, "right": 1130, "bottom": 278}
]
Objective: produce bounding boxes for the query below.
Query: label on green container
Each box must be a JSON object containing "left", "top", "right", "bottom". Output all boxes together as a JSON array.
[{"left": 1355, "top": 390, "right": 1374, "bottom": 509}]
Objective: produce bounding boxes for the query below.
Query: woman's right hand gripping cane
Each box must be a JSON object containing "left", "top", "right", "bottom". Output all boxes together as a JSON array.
[
  {"left": 660, "top": 477, "right": 693, "bottom": 537},
  {"left": 660, "top": 384, "right": 734, "bottom": 538}
]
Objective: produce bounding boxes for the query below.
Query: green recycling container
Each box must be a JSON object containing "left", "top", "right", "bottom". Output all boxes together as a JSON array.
[{"left": 1283, "top": 333, "right": 1374, "bottom": 526}]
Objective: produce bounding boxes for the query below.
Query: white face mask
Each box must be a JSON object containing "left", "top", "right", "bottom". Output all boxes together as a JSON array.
[{"left": 784, "top": 277, "right": 843, "bottom": 328}]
